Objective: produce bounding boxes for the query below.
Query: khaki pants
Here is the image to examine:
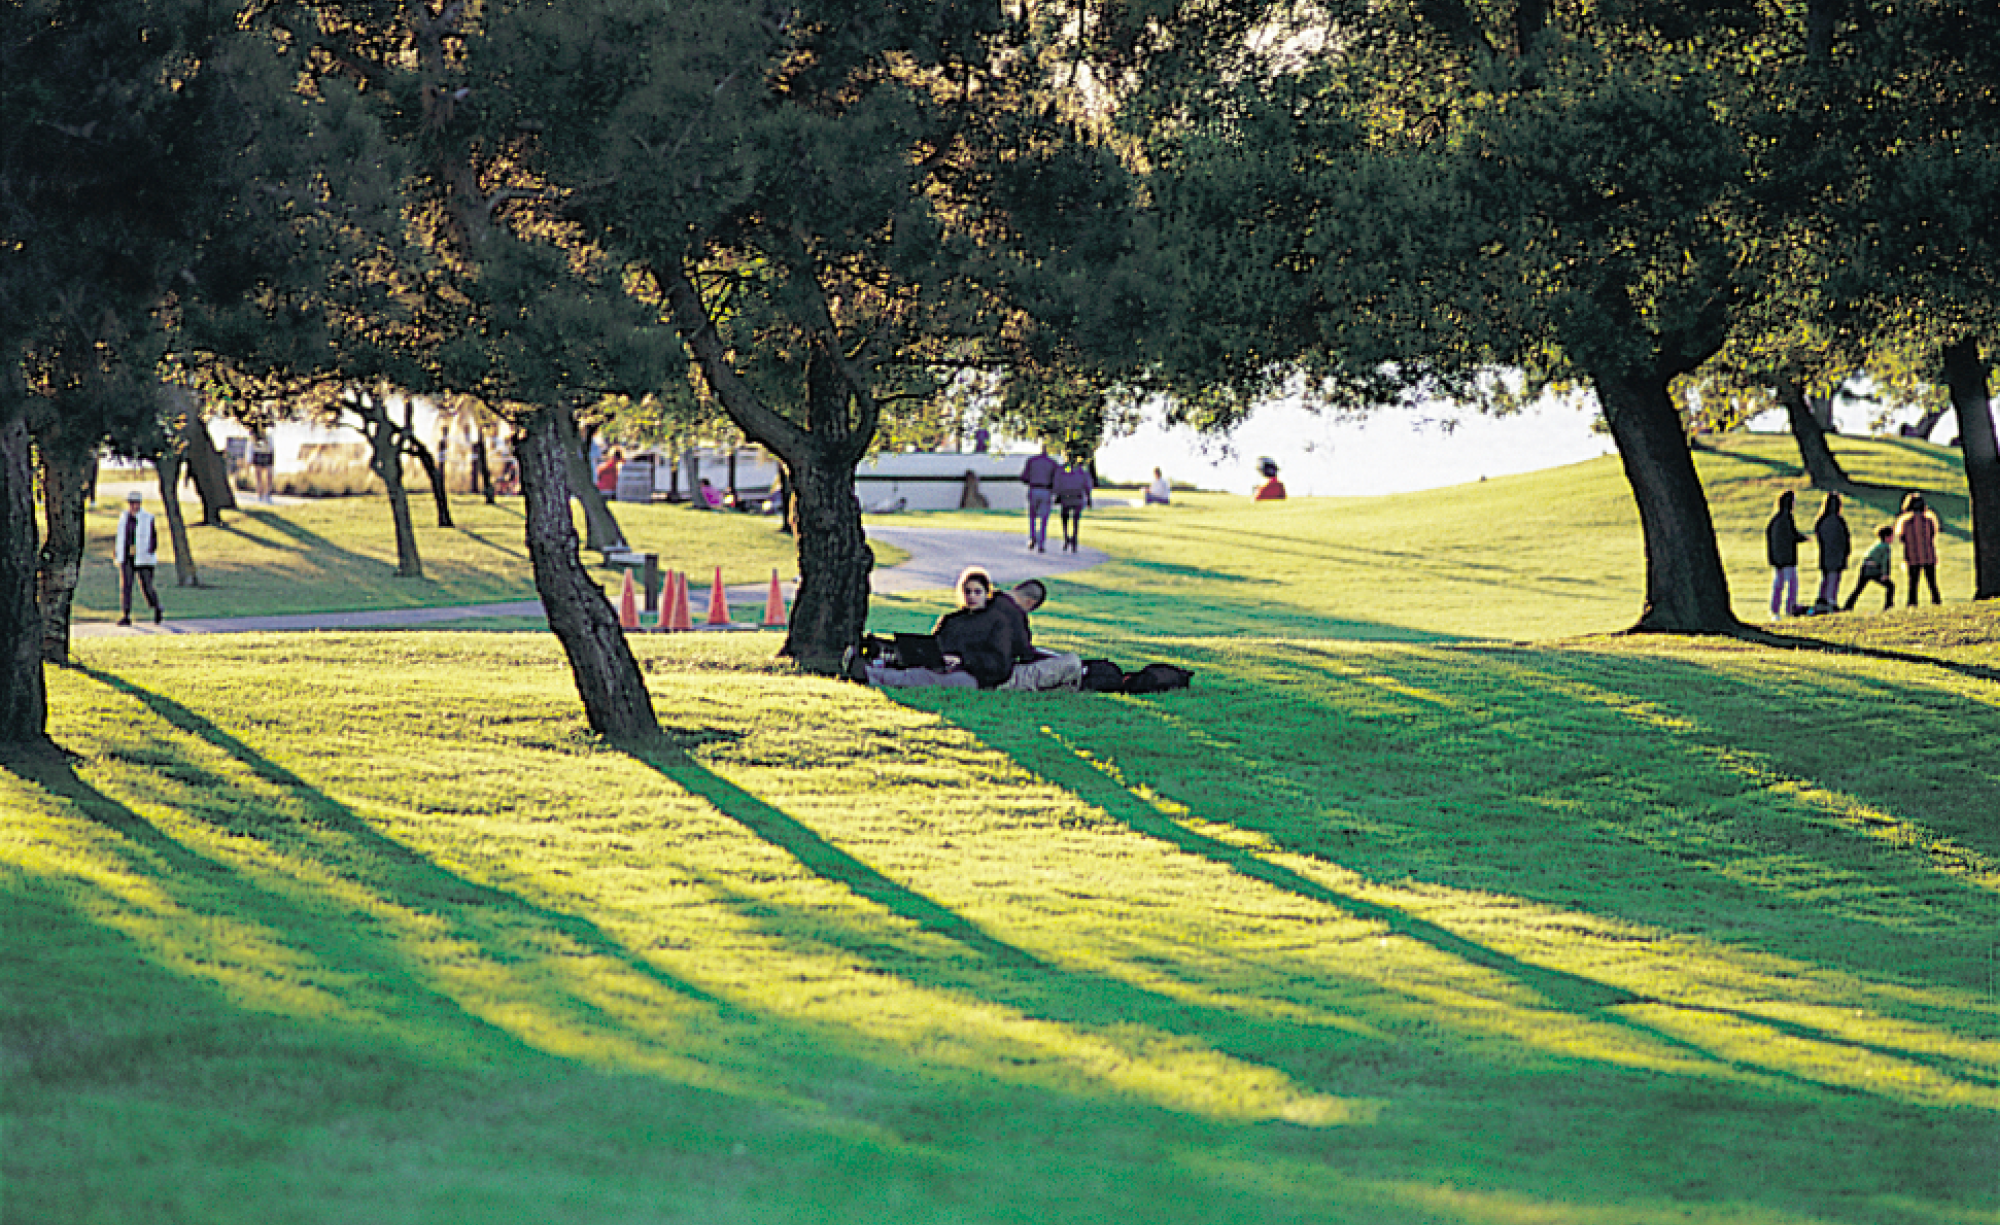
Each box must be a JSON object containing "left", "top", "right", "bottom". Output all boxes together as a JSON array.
[{"left": 1000, "top": 651, "right": 1083, "bottom": 692}]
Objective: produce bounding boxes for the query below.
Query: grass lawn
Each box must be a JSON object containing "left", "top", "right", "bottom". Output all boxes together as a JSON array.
[
  {"left": 7, "top": 434, "right": 1997, "bottom": 1224},
  {"left": 69, "top": 485, "right": 820, "bottom": 624}
]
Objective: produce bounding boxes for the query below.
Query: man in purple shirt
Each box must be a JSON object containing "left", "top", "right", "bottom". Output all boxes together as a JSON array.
[{"left": 1020, "top": 444, "right": 1059, "bottom": 552}]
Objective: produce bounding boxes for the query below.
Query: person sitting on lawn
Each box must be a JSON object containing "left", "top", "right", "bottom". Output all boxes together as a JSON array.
[
  {"left": 993, "top": 579, "right": 1084, "bottom": 691},
  {"left": 855, "top": 567, "right": 1022, "bottom": 689}
]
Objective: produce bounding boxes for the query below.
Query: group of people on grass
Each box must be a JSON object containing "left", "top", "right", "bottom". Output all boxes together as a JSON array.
[
  {"left": 1766, "top": 489, "right": 1944, "bottom": 618},
  {"left": 846, "top": 567, "right": 1086, "bottom": 692}
]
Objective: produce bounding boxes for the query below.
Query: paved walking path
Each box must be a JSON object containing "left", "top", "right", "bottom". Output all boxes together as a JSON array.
[{"left": 73, "top": 524, "right": 1106, "bottom": 636}]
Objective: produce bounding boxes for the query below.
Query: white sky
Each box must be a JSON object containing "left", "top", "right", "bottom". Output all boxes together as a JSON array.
[
  {"left": 1092, "top": 395, "right": 1617, "bottom": 496},
  {"left": 1091, "top": 392, "right": 1949, "bottom": 497}
]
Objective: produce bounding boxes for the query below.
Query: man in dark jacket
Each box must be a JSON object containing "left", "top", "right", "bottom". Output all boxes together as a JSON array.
[
  {"left": 993, "top": 579, "right": 1083, "bottom": 691},
  {"left": 1020, "top": 445, "right": 1059, "bottom": 552}
]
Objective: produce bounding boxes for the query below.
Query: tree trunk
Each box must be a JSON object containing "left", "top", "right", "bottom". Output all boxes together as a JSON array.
[
  {"left": 553, "top": 407, "right": 625, "bottom": 552},
  {"left": 1595, "top": 368, "right": 1742, "bottom": 633},
  {"left": 156, "top": 452, "right": 201, "bottom": 588},
  {"left": 0, "top": 416, "right": 51, "bottom": 753},
  {"left": 472, "top": 434, "right": 495, "bottom": 504},
  {"left": 782, "top": 453, "right": 873, "bottom": 669},
  {"left": 405, "top": 433, "right": 455, "bottom": 529},
  {"left": 518, "top": 406, "right": 660, "bottom": 741},
  {"left": 33, "top": 419, "right": 94, "bottom": 665},
  {"left": 661, "top": 260, "right": 878, "bottom": 668},
  {"left": 1942, "top": 337, "right": 2000, "bottom": 600},
  {"left": 354, "top": 391, "right": 424, "bottom": 578},
  {"left": 401, "top": 397, "right": 454, "bottom": 529},
  {"left": 170, "top": 392, "right": 236, "bottom": 525},
  {"left": 1776, "top": 377, "right": 1850, "bottom": 490}
]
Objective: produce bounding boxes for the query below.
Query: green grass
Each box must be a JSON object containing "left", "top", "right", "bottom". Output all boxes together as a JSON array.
[
  {"left": 888, "top": 433, "right": 1982, "bottom": 640},
  {"left": 8, "top": 435, "right": 1998, "bottom": 1224},
  {"left": 70, "top": 488, "right": 814, "bottom": 623}
]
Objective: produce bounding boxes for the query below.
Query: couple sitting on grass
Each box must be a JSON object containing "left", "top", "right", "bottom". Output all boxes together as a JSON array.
[{"left": 848, "top": 567, "right": 1085, "bottom": 691}]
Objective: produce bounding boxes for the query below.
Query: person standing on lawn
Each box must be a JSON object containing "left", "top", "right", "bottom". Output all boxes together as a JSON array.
[
  {"left": 1893, "top": 490, "right": 1943, "bottom": 606},
  {"left": 113, "top": 488, "right": 164, "bottom": 626},
  {"left": 1813, "top": 492, "right": 1850, "bottom": 612},
  {"left": 1766, "top": 490, "right": 1807, "bottom": 619}
]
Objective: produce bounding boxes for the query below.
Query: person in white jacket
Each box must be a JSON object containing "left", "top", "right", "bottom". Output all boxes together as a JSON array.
[{"left": 112, "top": 488, "right": 163, "bottom": 625}]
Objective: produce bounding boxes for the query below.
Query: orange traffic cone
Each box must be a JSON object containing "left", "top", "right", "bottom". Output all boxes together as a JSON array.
[
  {"left": 655, "top": 569, "right": 675, "bottom": 632},
  {"left": 668, "top": 570, "right": 693, "bottom": 632},
  {"left": 761, "top": 569, "right": 788, "bottom": 628},
  {"left": 617, "top": 569, "right": 639, "bottom": 630},
  {"left": 704, "top": 565, "right": 731, "bottom": 627}
]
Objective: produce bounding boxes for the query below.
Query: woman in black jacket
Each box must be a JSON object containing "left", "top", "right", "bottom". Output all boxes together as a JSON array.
[{"left": 933, "top": 567, "right": 1021, "bottom": 688}]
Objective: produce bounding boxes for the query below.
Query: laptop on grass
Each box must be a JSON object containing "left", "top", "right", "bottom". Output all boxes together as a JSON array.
[{"left": 892, "top": 633, "right": 949, "bottom": 670}]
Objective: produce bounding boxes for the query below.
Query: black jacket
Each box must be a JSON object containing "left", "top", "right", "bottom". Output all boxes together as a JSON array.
[
  {"left": 934, "top": 604, "right": 1018, "bottom": 688},
  {"left": 1766, "top": 512, "right": 1807, "bottom": 568},
  {"left": 1815, "top": 513, "right": 1851, "bottom": 572}
]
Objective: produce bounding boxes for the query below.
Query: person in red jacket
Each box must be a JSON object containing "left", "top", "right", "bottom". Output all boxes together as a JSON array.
[
  {"left": 594, "top": 446, "right": 622, "bottom": 495},
  {"left": 1253, "top": 457, "right": 1286, "bottom": 500}
]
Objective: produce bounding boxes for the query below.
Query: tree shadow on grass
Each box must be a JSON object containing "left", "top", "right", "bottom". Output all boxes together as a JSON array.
[
  {"left": 1246, "top": 639, "right": 2000, "bottom": 950},
  {"left": 1, "top": 747, "right": 555, "bottom": 1072},
  {"left": 624, "top": 742, "right": 1045, "bottom": 973},
  {"left": 890, "top": 692, "right": 1997, "bottom": 1108},
  {"left": 900, "top": 651, "right": 2000, "bottom": 1097},
  {"left": 217, "top": 506, "right": 390, "bottom": 572},
  {"left": 50, "top": 668, "right": 733, "bottom": 1029},
  {"left": 624, "top": 735, "right": 1903, "bottom": 1138},
  {"left": 1730, "top": 625, "right": 2000, "bottom": 685}
]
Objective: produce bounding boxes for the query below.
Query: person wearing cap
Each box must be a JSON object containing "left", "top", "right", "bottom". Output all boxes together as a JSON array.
[{"left": 113, "top": 489, "right": 164, "bottom": 625}]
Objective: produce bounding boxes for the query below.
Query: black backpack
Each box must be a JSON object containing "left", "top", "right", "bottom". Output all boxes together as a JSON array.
[
  {"left": 1123, "top": 663, "right": 1192, "bottom": 694},
  {"left": 1079, "top": 659, "right": 1125, "bottom": 692}
]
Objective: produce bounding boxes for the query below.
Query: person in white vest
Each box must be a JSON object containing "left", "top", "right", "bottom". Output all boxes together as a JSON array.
[{"left": 113, "top": 488, "right": 163, "bottom": 626}]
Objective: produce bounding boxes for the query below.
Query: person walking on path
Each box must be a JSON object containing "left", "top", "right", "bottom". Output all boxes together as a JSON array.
[
  {"left": 1766, "top": 490, "right": 1807, "bottom": 619},
  {"left": 1893, "top": 490, "right": 1943, "bottom": 606},
  {"left": 1812, "top": 492, "right": 1850, "bottom": 612},
  {"left": 1020, "top": 444, "right": 1059, "bottom": 552},
  {"left": 1844, "top": 524, "right": 1897, "bottom": 611},
  {"left": 113, "top": 488, "right": 164, "bottom": 626},
  {"left": 1053, "top": 458, "right": 1094, "bottom": 553}
]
